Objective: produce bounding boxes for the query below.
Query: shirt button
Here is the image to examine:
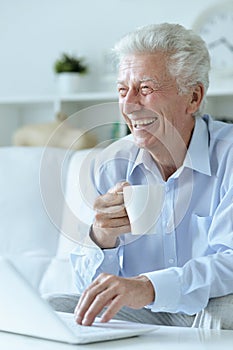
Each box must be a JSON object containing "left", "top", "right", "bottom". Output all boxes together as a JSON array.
[
  {"left": 168, "top": 258, "right": 174, "bottom": 264},
  {"left": 166, "top": 224, "right": 173, "bottom": 233}
]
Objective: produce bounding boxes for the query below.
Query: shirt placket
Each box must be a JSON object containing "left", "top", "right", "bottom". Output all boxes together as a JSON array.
[{"left": 162, "top": 179, "right": 177, "bottom": 268}]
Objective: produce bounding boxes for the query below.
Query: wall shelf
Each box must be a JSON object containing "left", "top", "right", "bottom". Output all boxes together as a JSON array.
[
  {"left": 0, "top": 86, "right": 232, "bottom": 146},
  {"left": 0, "top": 91, "right": 119, "bottom": 146},
  {"left": 0, "top": 92, "right": 117, "bottom": 105},
  {"left": 208, "top": 78, "right": 233, "bottom": 97}
]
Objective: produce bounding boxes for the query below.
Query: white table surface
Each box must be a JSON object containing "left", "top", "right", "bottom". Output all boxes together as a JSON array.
[{"left": 1, "top": 326, "right": 233, "bottom": 350}]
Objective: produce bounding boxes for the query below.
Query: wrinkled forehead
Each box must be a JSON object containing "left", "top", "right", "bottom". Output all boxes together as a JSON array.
[{"left": 118, "top": 53, "right": 170, "bottom": 82}]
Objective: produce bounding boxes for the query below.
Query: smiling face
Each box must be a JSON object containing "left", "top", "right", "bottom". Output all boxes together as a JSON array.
[{"left": 117, "top": 53, "right": 198, "bottom": 165}]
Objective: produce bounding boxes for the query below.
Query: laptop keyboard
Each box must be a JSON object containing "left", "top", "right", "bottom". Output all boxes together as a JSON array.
[
  {"left": 59, "top": 313, "right": 119, "bottom": 336},
  {"left": 56, "top": 311, "right": 158, "bottom": 344},
  {"left": 65, "top": 318, "right": 108, "bottom": 335}
]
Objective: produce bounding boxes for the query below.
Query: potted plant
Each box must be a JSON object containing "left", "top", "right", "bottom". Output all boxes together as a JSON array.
[{"left": 54, "top": 53, "right": 88, "bottom": 94}]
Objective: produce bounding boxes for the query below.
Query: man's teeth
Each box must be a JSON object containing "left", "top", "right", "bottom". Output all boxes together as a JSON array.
[{"left": 133, "top": 119, "right": 155, "bottom": 128}]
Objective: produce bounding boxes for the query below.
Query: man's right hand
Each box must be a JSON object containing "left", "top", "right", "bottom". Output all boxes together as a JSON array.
[{"left": 90, "top": 182, "right": 130, "bottom": 248}]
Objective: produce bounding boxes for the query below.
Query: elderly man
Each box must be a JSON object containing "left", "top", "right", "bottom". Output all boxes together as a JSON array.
[{"left": 50, "top": 23, "right": 233, "bottom": 329}]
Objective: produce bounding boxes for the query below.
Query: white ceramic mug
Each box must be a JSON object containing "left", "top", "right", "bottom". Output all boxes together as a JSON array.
[{"left": 123, "top": 184, "right": 164, "bottom": 235}]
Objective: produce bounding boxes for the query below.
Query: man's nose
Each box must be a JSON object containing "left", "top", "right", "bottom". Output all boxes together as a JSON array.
[
  {"left": 123, "top": 102, "right": 143, "bottom": 115},
  {"left": 122, "top": 90, "right": 142, "bottom": 115}
]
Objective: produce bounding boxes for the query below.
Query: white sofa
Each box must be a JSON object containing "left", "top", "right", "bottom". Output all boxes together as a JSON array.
[{"left": 0, "top": 146, "right": 100, "bottom": 296}]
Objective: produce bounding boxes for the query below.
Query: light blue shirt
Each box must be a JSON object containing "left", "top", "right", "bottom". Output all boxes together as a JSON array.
[{"left": 70, "top": 115, "right": 233, "bottom": 315}]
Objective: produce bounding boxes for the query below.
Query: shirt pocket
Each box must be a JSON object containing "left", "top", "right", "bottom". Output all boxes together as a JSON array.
[{"left": 191, "top": 214, "right": 212, "bottom": 257}]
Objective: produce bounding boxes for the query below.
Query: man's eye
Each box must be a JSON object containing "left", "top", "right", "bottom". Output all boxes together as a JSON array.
[
  {"left": 118, "top": 87, "right": 128, "bottom": 96},
  {"left": 140, "top": 86, "right": 154, "bottom": 95}
]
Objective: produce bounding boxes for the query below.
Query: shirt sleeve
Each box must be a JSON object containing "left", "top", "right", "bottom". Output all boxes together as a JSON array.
[
  {"left": 70, "top": 243, "right": 121, "bottom": 293},
  {"left": 143, "top": 251, "right": 233, "bottom": 315},
  {"left": 143, "top": 186, "right": 233, "bottom": 315}
]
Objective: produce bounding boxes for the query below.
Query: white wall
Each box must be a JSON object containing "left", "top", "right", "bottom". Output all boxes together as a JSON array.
[{"left": 0, "top": 0, "right": 222, "bottom": 97}]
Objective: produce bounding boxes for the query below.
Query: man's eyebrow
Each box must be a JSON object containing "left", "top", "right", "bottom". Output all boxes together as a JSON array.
[
  {"left": 116, "top": 78, "right": 159, "bottom": 84},
  {"left": 139, "top": 77, "right": 158, "bottom": 83}
]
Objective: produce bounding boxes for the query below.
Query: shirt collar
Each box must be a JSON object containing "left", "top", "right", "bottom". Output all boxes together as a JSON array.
[
  {"left": 183, "top": 117, "right": 211, "bottom": 176},
  {"left": 130, "top": 116, "right": 211, "bottom": 177},
  {"left": 130, "top": 148, "right": 161, "bottom": 177}
]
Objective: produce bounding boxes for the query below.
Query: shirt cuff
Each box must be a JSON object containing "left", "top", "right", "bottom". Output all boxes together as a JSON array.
[
  {"left": 99, "top": 246, "right": 120, "bottom": 272},
  {"left": 70, "top": 245, "right": 104, "bottom": 292},
  {"left": 142, "top": 267, "right": 182, "bottom": 313}
]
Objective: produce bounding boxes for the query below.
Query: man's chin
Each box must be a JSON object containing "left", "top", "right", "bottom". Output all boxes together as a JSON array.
[{"left": 133, "top": 136, "right": 150, "bottom": 150}]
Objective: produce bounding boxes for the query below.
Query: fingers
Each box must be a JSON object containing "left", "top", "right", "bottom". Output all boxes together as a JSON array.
[
  {"left": 93, "top": 192, "right": 125, "bottom": 224},
  {"left": 95, "top": 204, "right": 127, "bottom": 219},
  {"left": 94, "top": 181, "right": 130, "bottom": 218},
  {"left": 91, "top": 182, "right": 131, "bottom": 248},
  {"left": 93, "top": 198, "right": 129, "bottom": 231},
  {"left": 108, "top": 181, "right": 130, "bottom": 194},
  {"left": 100, "top": 295, "right": 124, "bottom": 323},
  {"left": 79, "top": 289, "right": 118, "bottom": 326},
  {"left": 74, "top": 274, "right": 155, "bottom": 326},
  {"left": 94, "top": 202, "right": 125, "bottom": 216},
  {"left": 75, "top": 279, "right": 101, "bottom": 322},
  {"left": 75, "top": 274, "right": 123, "bottom": 326},
  {"left": 94, "top": 192, "right": 123, "bottom": 209}
]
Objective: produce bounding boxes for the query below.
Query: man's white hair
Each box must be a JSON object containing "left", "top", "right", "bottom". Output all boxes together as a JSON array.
[{"left": 113, "top": 23, "right": 210, "bottom": 117}]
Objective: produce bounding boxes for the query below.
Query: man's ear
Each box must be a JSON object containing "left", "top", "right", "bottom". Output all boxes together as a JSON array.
[{"left": 187, "top": 83, "right": 204, "bottom": 114}]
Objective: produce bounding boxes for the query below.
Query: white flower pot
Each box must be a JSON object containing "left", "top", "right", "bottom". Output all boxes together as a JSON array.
[{"left": 56, "top": 73, "right": 81, "bottom": 94}]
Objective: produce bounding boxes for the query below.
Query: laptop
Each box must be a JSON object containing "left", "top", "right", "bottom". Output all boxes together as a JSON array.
[{"left": 0, "top": 257, "right": 158, "bottom": 344}]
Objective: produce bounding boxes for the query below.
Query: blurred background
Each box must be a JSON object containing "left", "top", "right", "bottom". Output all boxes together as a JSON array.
[{"left": 0, "top": 0, "right": 232, "bottom": 147}]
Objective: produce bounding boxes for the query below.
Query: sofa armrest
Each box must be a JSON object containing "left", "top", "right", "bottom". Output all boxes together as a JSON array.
[{"left": 39, "top": 148, "right": 101, "bottom": 294}]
